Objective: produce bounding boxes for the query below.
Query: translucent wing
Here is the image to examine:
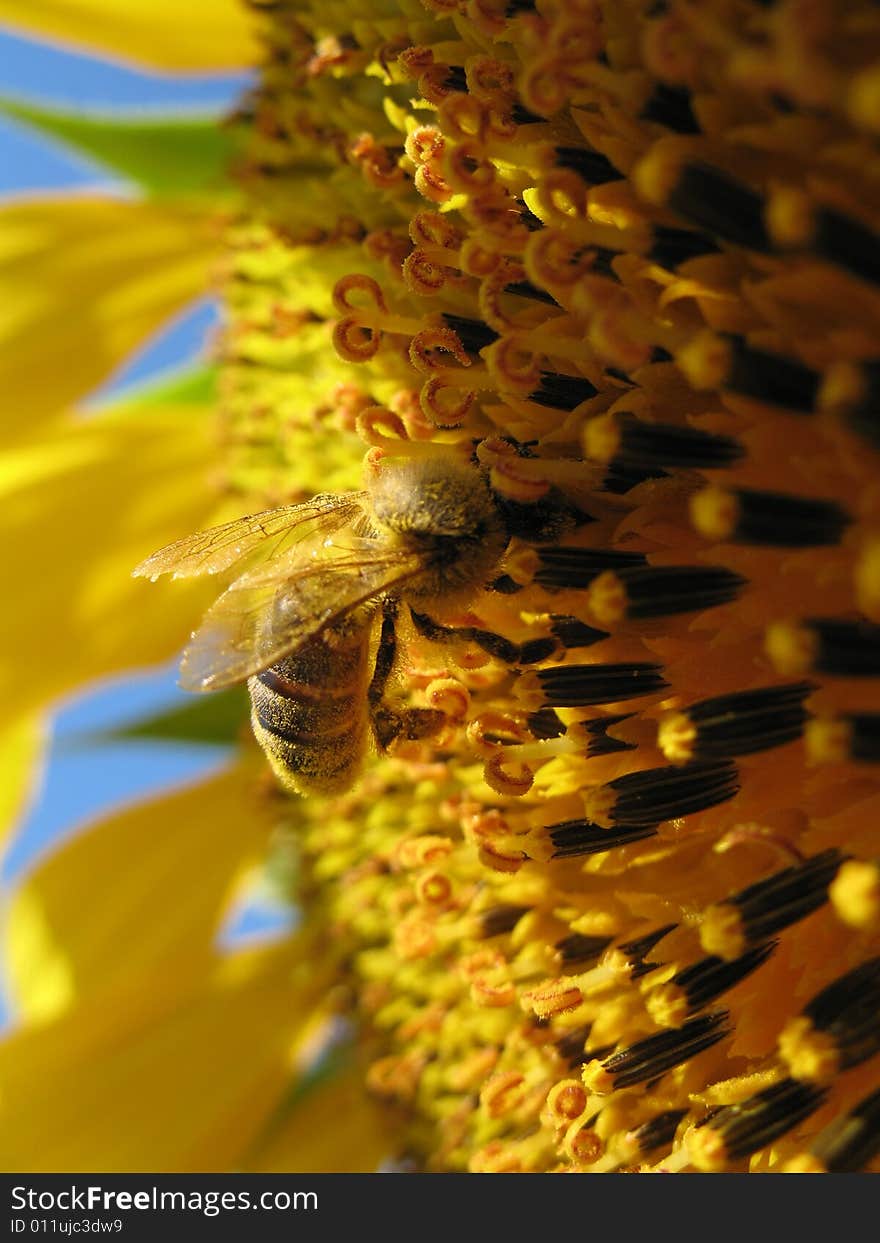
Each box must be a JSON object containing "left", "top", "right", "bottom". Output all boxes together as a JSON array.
[
  {"left": 132, "top": 492, "right": 367, "bottom": 581},
  {"left": 179, "top": 541, "right": 424, "bottom": 691}
]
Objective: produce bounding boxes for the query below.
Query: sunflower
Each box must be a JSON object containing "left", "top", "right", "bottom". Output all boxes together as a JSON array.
[{"left": 3, "top": 0, "right": 880, "bottom": 1174}]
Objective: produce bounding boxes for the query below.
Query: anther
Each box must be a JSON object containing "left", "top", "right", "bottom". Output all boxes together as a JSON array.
[
  {"left": 690, "top": 1079, "right": 828, "bottom": 1172},
  {"left": 628, "top": 1109, "right": 689, "bottom": 1158},
  {"left": 533, "top": 546, "right": 648, "bottom": 591},
  {"left": 588, "top": 565, "right": 747, "bottom": 623},
  {"left": 440, "top": 313, "right": 499, "bottom": 355},
  {"left": 658, "top": 683, "right": 813, "bottom": 764},
  {"left": 529, "top": 662, "right": 669, "bottom": 708},
  {"left": 489, "top": 573, "right": 524, "bottom": 595},
  {"left": 647, "top": 225, "right": 721, "bottom": 269},
  {"left": 691, "top": 486, "right": 851, "bottom": 548},
  {"left": 856, "top": 538, "right": 880, "bottom": 622},
  {"left": 665, "top": 162, "right": 772, "bottom": 252},
  {"left": 585, "top": 760, "right": 740, "bottom": 828},
  {"left": 804, "top": 1085, "right": 880, "bottom": 1173},
  {"left": 830, "top": 859, "right": 880, "bottom": 932},
  {"left": 806, "top": 714, "right": 880, "bottom": 765},
  {"left": 556, "top": 1025, "right": 594, "bottom": 1068},
  {"left": 549, "top": 615, "right": 611, "bottom": 651},
  {"left": 700, "top": 850, "right": 846, "bottom": 960},
  {"left": 646, "top": 943, "right": 776, "bottom": 1028},
  {"left": 556, "top": 932, "right": 615, "bottom": 967},
  {"left": 585, "top": 412, "right": 744, "bottom": 470},
  {"left": 641, "top": 84, "right": 700, "bottom": 134},
  {"left": 525, "top": 708, "right": 566, "bottom": 740},
  {"left": 477, "top": 904, "right": 532, "bottom": 939},
  {"left": 544, "top": 819, "right": 660, "bottom": 860},
  {"left": 766, "top": 619, "right": 880, "bottom": 678},
  {"left": 805, "top": 205, "right": 880, "bottom": 290},
  {"left": 587, "top": 1011, "right": 731, "bottom": 1093},
  {"left": 505, "top": 279, "right": 559, "bottom": 307},
  {"left": 555, "top": 146, "right": 624, "bottom": 185},
  {"left": 600, "top": 461, "right": 669, "bottom": 494},
  {"left": 582, "top": 714, "right": 638, "bottom": 757},
  {"left": 616, "top": 924, "right": 677, "bottom": 979},
  {"left": 822, "top": 358, "right": 880, "bottom": 448},
  {"left": 530, "top": 371, "right": 599, "bottom": 411},
  {"left": 781, "top": 958, "right": 880, "bottom": 1082},
  {"left": 678, "top": 332, "right": 821, "bottom": 413}
]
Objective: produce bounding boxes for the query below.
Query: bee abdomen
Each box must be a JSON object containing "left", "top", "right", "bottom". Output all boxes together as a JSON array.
[{"left": 248, "top": 625, "right": 370, "bottom": 795}]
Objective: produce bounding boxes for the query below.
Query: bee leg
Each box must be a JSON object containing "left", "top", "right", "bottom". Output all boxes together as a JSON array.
[
  {"left": 373, "top": 704, "right": 445, "bottom": 749},
  {"left": 369, "top": 598, "right": 444, "bottom": 750},
  {"left": 367, "top": 596, "right": 400, "bottom": 712},
  {"left": 409, "top": 607, "right": 559, "bottom": 665}
]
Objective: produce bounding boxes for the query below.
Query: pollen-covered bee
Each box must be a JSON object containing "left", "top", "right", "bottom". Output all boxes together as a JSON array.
[{"left": 133, "top": 453, "right": 512, "bottom": 795}]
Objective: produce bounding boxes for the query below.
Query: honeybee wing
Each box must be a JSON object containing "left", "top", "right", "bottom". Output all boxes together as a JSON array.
[
  {"left": 132, "top": 492, "right": 367, "bottom": 582},
  {"left": 179, "top": 538, "right": 425, "bottom": 692}
]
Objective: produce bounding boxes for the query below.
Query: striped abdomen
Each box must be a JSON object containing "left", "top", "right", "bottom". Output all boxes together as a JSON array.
[{"left": 248, "top": 617, "right": 372, "bottom": 795}]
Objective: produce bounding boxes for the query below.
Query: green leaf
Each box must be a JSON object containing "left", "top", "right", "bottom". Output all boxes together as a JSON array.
[
  {"left": 70, "top": 686, "right": 250, "bottom": 748},
  {"left": 122, "top": 365, "right": 218, "bottom": 409},
  {"left": 0, "top": 96, "right": 237, "bottom": 197}
]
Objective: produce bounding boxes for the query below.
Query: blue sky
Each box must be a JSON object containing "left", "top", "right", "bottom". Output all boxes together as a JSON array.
[{"left": 1, "top": 28, "right": 292, "bottom": 963}]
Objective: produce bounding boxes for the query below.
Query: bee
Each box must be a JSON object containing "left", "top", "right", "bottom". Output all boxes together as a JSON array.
[{"left": 133, "top": 453, "right": 512, "bottom": 795}]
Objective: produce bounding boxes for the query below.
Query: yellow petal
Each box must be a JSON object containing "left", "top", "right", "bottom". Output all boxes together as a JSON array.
[
  {"left": 0, "top": 400, "right": 224, "bottom": 720},
  {"left": 3, "top": 761, "right": 268, "bottom": 1023},
  {"left": 0, "top": 0, "right": 258, "bottom": 71},
  {"left": 0, "top": 196, "right": 219, "bottom": 428},
  {"left": 0, "top": 940, "right": 323, "bottom": 1172},
  {"left": 0, "top": 712, "right": 47, "bottom": 841},
  {"left": 243, "top": 1063, "right": 393, "bottom": 1173}
]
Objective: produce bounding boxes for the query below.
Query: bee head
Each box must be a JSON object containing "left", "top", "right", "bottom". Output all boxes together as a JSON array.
[{"left": 368, "top": 454, "right": 507, "bottom": 601}]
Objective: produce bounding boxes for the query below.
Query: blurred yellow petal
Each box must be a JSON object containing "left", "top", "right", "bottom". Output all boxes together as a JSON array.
[
  {"left": 0, "top": 0, "right": 258, "bottom": 71},
  {"left": 0, "top": 941, "right": 322, "bottom": 1172},
  {"left": 4, "top": 761, "right": 267, "bottom": 1023},
  {"left": 0, "top": 712, "right": 47, "bottom": 839},
  {"left": 0, "top": 400, "right": 225, "bottom": 721},
  {"left": 243, "top": 1064, "right": 393, "bottom": 1173},
  {"left": 0, "top": 197, "right": 219, "bottom": 429}
]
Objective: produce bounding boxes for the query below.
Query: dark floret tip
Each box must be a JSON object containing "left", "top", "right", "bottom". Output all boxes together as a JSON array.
[
  {"left": 670, "top": 941, "right": 777, "bottom": 1012},
  {"left": 556, "top": 932, "right": 614, "bottom": 966},
  {"left": 798, "top": 957, "right": 880, "bottom": 1070},
  {"left": 535, "top": 662, "right": 668, "bottom": 708},
  {"left": 806, "top": 620, "right": 880, "bottom": 677},
  {"left": 477, "top": 904, "right": 532, "bottom": 938},
  {"left": 530, "top": 371, "right": 599, "bottom": 411},
  {"left": 605, "top": 565, "right": 747, "bottom": 620},
  {"left": 535, "top": 546, "right": 647, "bottom": 591},
  {"left": 598, "top": 1011, "right": 730, "bottom": 1090},
  {"left": 598, "top": 760, "right": 740, "bottom": 827},
  {"left": 548, "top": 820, "right": 659, "bottom": 859},
  {"left": 703, "top": 850, "right": 846, "bottom": 953},
  {"left": 810, "top": 1085, "right": 880, "bottom": 1173},
  {"left": 632, "top": 1110, "right": 690, "bottom": 1155},
  {"left": 592, "top": 412, "right": 744, "bottom": 469},
  {"left": 692, "top": 1079, "right": 827, "bottom": 1165},
  {"left": 663, "top": 682, "right": 813, "bottom": 761}
]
